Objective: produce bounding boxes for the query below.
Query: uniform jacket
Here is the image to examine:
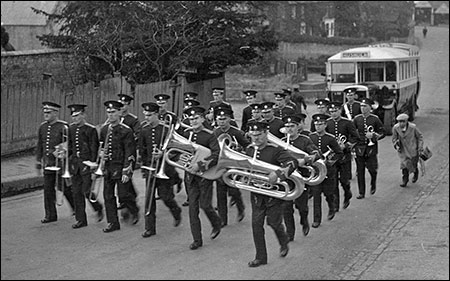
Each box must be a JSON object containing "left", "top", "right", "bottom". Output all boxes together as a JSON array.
[
  {"left": 99, "top": 123, "right": 136, "bottom": 179},
  {"left": 273, "top": 105, "right": 296, "bottom": 119},
  {"left": 121, "top": 113, "right": 141, "bottom": 142},
  {"left": 326, "top": 116, "right": 360, "bottom": 161},
  {"left": 341, "top": 101, "right": 361, "bottom": 120},
  {"left": 309, "top": 131, "right": 343, "bottom": 175},
  {"left": 392, "top": 122, "right": 424, "bottom": 170},
  {"left": 241, "top": 105, "right": 253, "bottom": 132},
  {"left": 353, "top": 113, "right": 385, "bottom": 156},
  {"left": 68, "top": 122, "right": 99, "bottom": 175},
  {"left": 213, "top": 125, "right": 251, "bottom": 151},
  {"left": 36, "top": 120, "right": 69, "bottom": 172},
  {"left": 267, "top": 117, "right": 285, "bottom": 139}
]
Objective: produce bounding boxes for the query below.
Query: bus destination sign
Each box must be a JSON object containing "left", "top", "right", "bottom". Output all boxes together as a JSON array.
[{"left": 341, "top": 52, "right": 370, "bottom": 58}]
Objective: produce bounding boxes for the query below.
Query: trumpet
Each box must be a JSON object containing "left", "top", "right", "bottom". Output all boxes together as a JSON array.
[
  {"left": 215, "top": 141, "right": 305, "bottom": 201},
  {"left": 366, "top": 125, "right": 375, "bottom": 146},
  {"left": 267, "top": 132, "right": 327, "bottom": 186}
]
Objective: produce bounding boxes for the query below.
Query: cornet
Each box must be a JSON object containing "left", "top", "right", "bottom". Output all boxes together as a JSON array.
[
  {"left": 323, "top": 145, "right": 338, "bottom": 166},
  {"left": 337, "top": 134, "right": 347, "bottom": 146},
  {"left": 366, "top": 125, "right": 375, "bottom": 146}
]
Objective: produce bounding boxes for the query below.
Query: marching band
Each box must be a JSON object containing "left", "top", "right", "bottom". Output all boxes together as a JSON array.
[{"left": 36, "top": 88, "right": 378, "bottom": 267}]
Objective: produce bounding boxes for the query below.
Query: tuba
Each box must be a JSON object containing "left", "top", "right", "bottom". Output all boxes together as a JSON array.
[
  {"left": 161, "top": 125, "right": 213, "bottom": 178},
  {"left": 267, "top": 132, "right": 327, "bottom": 186},
  {"left": 213, "top": 140, "right": 305, "bottom": 201}
]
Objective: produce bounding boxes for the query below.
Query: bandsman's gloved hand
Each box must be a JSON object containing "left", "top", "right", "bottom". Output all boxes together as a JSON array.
[
  {"left": 268, "top": 171, "right": 278, "bottom": 185},
  {"left": 152, "top": 149, "right": 163, "bottom": 160},
  {"left": 304, "top": 155, "right": 314, "bottom": 166}
]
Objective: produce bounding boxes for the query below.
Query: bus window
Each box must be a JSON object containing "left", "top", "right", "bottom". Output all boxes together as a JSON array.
[
  {"left": 331, "top": 63, "right": 355, "bottom": 83},
  {"left": 386, "top": 61, "right": 396, "bottom": 81},
  {"left": 363, "top": 62, "right": 384, "bottom": 82}
]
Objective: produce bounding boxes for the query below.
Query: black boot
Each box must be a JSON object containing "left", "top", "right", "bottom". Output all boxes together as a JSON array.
[
  {"left": 412, "top": 170, "right": 419, "bottom": 183},
  {"left": 400, "top": 169, "right": 409, "bottom": 187}
]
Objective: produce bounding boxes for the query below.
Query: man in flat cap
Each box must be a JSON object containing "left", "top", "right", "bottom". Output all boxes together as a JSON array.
[
  {"left": 99, "top": 100, "right": 139, "bottom": 233},
  {"left": 181, "top": 106, "right": 223, "bottom": 250},
  {"left": 352, "top": 98, "right": 385, "bottom": 199},
  {"left": 213, "top": 107, "right": 250, "bottom": 227},
  {"left": 139, "top": 102, "right": 182, "bottom": 238},
  {"left": 241, "top": 90, "right": 258, "bottom": 132},
  {"left": 36, "top": 101, "right": 75, "bottom": 223},
  {"left": 244, "top": 120, "right": 299, "bottom": 267},
  {"left": 281, "top": 114, "right": 320, "bottom": 240},
  {"left": 326, "top": 102, "right": 360, "bottom": 211},
  {"left": 309, "top": 113, "right": 343, "bottom": 228},
  {"left": 392, "top": 113, "right": 424, "bottom": 187},
  {"left": 260, "top": 101, "right": 285, "bottom": 139},
  {"left": 310, "top": 98, "right": 330, "bottom": 132},
  {"left": 67, "top": 104, "right": 104, "bottom": 229},
  {"left": 273, "top": 92, "right": 296, "bottom": 119}
]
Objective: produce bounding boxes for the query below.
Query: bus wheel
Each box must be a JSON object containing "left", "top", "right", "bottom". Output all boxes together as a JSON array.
[{"left": 383, "top": 107, "right": 397, "bottom": 136}]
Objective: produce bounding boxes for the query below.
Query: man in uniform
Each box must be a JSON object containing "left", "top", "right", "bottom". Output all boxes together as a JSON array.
[
  {"left": 281, "top": 115, "right": 320, "bottom": 240},
  {"left": 213, "top": 107, "right": 250, "bottom": 227},
  {"left": 100, "top": 100, "right": 139, "bottom": 233},
  {"left": 281, "top": 88, "right": 299, "bottom": 113},
  {"left": 241, "top": 90, "right": 258, "bottom": 132},
  {"left": 117, "top": 94, "right": 140, "bottom": 215},
  {"left": 36, "top": 101, "right": 75, "bottom": 223},
  {"left": 310, "top": 99, "right": 330, "bottom": 132},
  {"left": 291, "top": 87, "right": 308, "bottom": 115},
  {"left": 326, "top": 102, "right": 360, "bottom": 211},
  {"left": 297, "top": 113, "right": 311, "bottom": 136},
  {"left": 341, "top": 88, "right": 361, "bottom": 120},
  {"left": 309, "top": 114, "right": 343, "bottom": 228},
  {"left": 245, "top": 120, "right": 299, "bottom": 267},
  {"left": 139, "top": 102, "right": 182, "bottom": 238},
  {"left": 67, "top": 104, "right": 104, "bottom": 229},
  {"left": 273, "top": 92, "right": 296, "bottom": 119},
  {"left": 353, "top": 98, "right": 385, "bottom": 199},
  {"left": 181, "top": 106, "right": 223, "bottom": 250},
  {"left": 260, "top": 102, "right": 285, "bottom": 139}
]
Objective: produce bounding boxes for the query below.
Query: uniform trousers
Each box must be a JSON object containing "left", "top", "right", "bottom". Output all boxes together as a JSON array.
[
  {"left": 310, "top": 175, "right": 336, "bottom": 224},
  {"left": 216, "top": 178, "right": 245, "bottom": 225},
  {"left": 71, "top": 172, "right": 103, "bottom": 224},
  {"left": 283, "top": 187, "right": 309, "bottom": 239},
  {"left": 103, "top": 170, "right": 139, "bottom": 225},
  {"left": 43, "top": 172, "right": 75, "bottom": 220},
  {"left": 334, "top": 157, "right": 352, "bottom": 210},
  {"left": 355, "top": 154, "right": 378, "bottom": 196},
  {"left": 186, "top": 174, "right": 222, "bottom": 244},
  {"left": 251, "top": 194, "right": 289, "bottom": 263},
  {"left": 144, "top": 177, "right": 181, "bottom": 233}
]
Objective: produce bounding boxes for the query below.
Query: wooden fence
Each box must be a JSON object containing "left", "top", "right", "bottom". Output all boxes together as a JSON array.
[{"left": 1, "top": 73, "right": 224, "bottom": 156}]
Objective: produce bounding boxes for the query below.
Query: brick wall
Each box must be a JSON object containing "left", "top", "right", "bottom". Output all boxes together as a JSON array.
[{"left": 1, "top": 49, "right": 85, "bottom": 91}]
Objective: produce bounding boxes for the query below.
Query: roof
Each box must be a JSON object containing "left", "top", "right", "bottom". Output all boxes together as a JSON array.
[
  {"left": 414, "top": 1, "right": 433, "bottom": 8},
  {"left": 1, "top": 1, "right": 59, "bottom": 26},
  {"left": 435, "top": 3, "right": 449, "bottom": 13},
  {"left": 328, "top": 43, "right": 420, "bottom": 62}
]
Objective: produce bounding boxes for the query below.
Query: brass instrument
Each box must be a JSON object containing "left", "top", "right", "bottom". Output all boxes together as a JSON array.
[
  {"left": 366, "top": 125, "right": 375, "bottom": 146},
  {"left": 142, "top": 114, "right": 173, "bottom": 216},
  {"left": 86, "top": 141, "right": 104, "bottom": 203},
  {"left": 322, "top": 145, "right": 338, "bottom": 166},
  {"left": 267, "top": 132, "right": 327, "bottom": 186},
  {"left": 214, "top": 141, "right": 305, "bottom": 201},
  {"left": 95, "top": 124, "right": 112, "bottom": 176},
  {"left": 337, "top": 134, "right": 347, "bottom": 146},
  {"left": 161, "top": 125, "right": 213, "bottom": 178}
]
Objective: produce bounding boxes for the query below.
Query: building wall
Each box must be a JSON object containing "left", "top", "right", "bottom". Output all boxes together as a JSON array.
[{"left": 2, "top": 25, "right": 53, "bottom": 51}]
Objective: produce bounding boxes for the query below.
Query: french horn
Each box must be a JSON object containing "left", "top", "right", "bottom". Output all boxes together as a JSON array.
[{"left": 267, "top": 132, "right": 327, "bottom": 186}]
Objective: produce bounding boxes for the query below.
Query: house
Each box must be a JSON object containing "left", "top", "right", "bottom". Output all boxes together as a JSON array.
[
  {"left": 414, "top": 1, "right": 450, "bottom": 25},
  {"left": 1, "top": 1, "right": 66, "bottom": 51}
]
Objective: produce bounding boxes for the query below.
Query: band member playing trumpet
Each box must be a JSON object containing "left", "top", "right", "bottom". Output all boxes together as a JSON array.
[
  {"left": 281, "top": 115, "right": 320, "bottom": 240},
  {"left": 35, "top": 101, "right": 75, "bottom": 223},
  {"left": 100, "top": 101, "right": 138, "bottom": 233},
  {"left": 309, "top": 114, "right": 343, "bottom": 228},
  {"left": 139, "top": 102, "right": 182, "bottom": 238},
  {"left": 213, "top": 107, "right": 250, "bottom": 226},
  {"left": 245, "top": 120, "right": 299, "bottom": 267},
  {"left": 182, "top": 106, "right": 223, "bottom": 250},
  {"left": 352, "top": 98, "right": 385, "bottom": 199},
  {"left": 326, "top": 102, "right": 360, "bottom": 211}
]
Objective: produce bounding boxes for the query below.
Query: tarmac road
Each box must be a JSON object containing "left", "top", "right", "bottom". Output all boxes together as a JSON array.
[{"left": 1, "top": 26, "right": 448, "bottom": 280}]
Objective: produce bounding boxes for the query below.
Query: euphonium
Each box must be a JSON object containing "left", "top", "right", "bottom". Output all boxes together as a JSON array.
[
  {"left": 267, "top": 132, "right": 327, "bottom": 186},
  {"left": 162, "top": 125, "right": 213, "bottom": 178},
  {"left": 214, "top": 141, "right": 305, "bottom": 201}
]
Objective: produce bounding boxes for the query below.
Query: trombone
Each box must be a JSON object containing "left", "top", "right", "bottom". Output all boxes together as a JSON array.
[{"left": 142, "top": 114, "right": 172, "bottom": 216}]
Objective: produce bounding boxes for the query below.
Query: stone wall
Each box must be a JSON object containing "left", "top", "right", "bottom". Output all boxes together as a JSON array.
[
  {"left": 278, "top": 42, "right": 357, "bottom": 61},
  {"left": 1, "top": 49, "right": 85, "bottom": 91}
]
